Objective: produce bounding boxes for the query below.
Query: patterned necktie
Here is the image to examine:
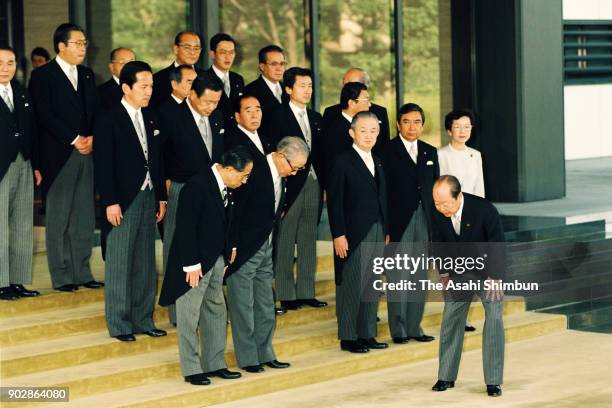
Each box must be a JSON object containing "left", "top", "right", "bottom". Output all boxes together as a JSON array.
[
  {"left": 223, "top": 75, "right": 231, "bottom": 96},
  {"left": 133, "top": 114, "right": 148, "bottom": 159},
  {"left": 298, "top": 110, "right": 311, "bottom": 148},
  {"left": 198, "top": 116, "right": 212, "bottom": 159},
  {"left": 1, "top": 88, "right": 13, "bottom": 112},
  {"left": 222, "top": 187, "right": 228, "bottom": 207},
  {"left": 274, "top": 84, "right": 282, "bottom": 103},
  {"left": 452, "top": 214, "right": 461, "bottom": 235},
  {"left": 69, "top": 65, "right": 78, "bottom": 90},
  {"left": 409, "top": 143, "right": 417, "bottom": 164}
]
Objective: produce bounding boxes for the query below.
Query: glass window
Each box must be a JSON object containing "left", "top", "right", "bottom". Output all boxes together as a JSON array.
[
  {"left": 87, "top": 0, "right": 189, "bottom": 81},
  {"left": 319, "top": 0, "right": 396, "bottom": 125},
  {"left": 403, "top": 0, "right": 451, "bottom": 147},
  {"left": 220, "top": 0, "right": 308, "bottom": 85}
]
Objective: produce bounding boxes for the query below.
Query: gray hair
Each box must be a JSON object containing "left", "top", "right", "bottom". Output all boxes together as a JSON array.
[
  {"left": 276, "top": 136, "right": 310, "bottom": 162},
  {"left": 350, "top": 111, "right": 380, "bottom": 130},
  {"left": 346, "top": 67, "right": 370, "bottom": 85}
]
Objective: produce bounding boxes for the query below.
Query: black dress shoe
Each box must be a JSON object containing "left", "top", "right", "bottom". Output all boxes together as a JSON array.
[
  {"left": 243, "top": 364, "right": 264, "bottom": 373},
  {"left": 115, "top": 334, "right": 136, "bottom": 342},
  {"left": 358, "top": 337, "right": 388, "bottom": 349},
  {"left": 142, "top": 329, "right": 167, "bottom": 337},
  {"left": 0, "top": 286, "right": 18, "bottom": 301},
  {"left": 275, "top": 306, "right": 287, "bottom": 315},
  {"left": 82, "top": 280, "right": 104, "bottom": 289},
  {"left": 487, "top": 385, "right": 502, "bottom": 397},
  {"left": 184, "top": 373, "right": 211, "bottom": 385},
  {"left": 392, "top": 336, "right": 410, "bottom": 344},
  {"left": 264, "top": 360, "right": 290, "bottom": 369},
  {"left": 55, "top": 284, "right": 78, "bottom": 292},
  {"left": 465, "top": 325, "right": 476, "bottom": 332},
  {"left": 340, "top": 340, "right": 369, "bottom": 353},
  {"left": 204, "top": 368, "right": 241, "bottom": 379},
  {"left": 432, "top": 380, "right": 455, "bottom": 391},
  {"left": 10, "top": 284, "right": 40, "bottom": 297},
  {"left": 408, "top": 334, "right": 435, "bottom": 342},
  {"left": 298, "top": 298, "right": 328, "bottom": 308},
  {"left": 280, "top": 300, "right": 300, "bottom": 310}
]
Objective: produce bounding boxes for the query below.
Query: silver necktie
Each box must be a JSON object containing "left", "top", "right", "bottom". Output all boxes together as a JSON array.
[
  {"left": 410, "top": 143, "right": 417, "bottom": 164},
  {"left": 1, "top": 88, "right": 13, "bottom": 112},
  {"left": 133, "top": 114, "right": 148, "bottom": 159},
  {"left": 69, "top": 65, "right": 78, "bottom": 90},
  {"left": 198, "top": 116, "right": 212, "bottom": 159},
  {"left": 223, "top": 75, "right": 231, "bottom": 96},
  {"left": 298, "top": 110, "right": 311, "bottom": 148},
  {"left": 274, "top": 85, "right": 282, "bottom": 103}
]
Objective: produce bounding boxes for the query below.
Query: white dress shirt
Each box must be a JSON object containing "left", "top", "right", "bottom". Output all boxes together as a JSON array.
[
  {"left": 352, "top": 144, "right": 375, "bottom": 176},
  {"left": 0, "top": 82, "right": 13, "bottom": 110},
  {"left": 212, "top": 64, "right": 230, "bottom": 94},
  {"left": 342, "top": 111, "right": 353, "bottom": 124},
  {"left": 267, "top": 154, "right": 282, "bottom": 212},
  {"left": 183, "top": 164, "right": 227, "bottom": 273},
  {"left": 121, "top": 98, "right": 153, "bottom": 190},
  {"left": 112, "top": 75, "right": 120, "bottom": 85},
  {"left": 57, "top": 56, "right": 82, "bottom": 145},
  {"left": 451, "top": 194, "right": 464, "bottom": 235},
  {"left": 399, "top": 137, "right": 418, "bottom": 163},
  {"left": 238, "top": 125, "right": 265, "bottom": 154},
  {"left": 263, "top": 75, "right": 283, "bottom": 102},
  {"left": 438, "top": 144, "right": 485, "bottom": 198}
]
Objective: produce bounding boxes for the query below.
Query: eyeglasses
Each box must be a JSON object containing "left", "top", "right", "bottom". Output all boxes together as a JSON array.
[
  {"left": 283, "top": 155, "right": 305, "bottom": 172},
  {"left": 451, "top": 125, "right": 473, "bottom": 131},
  {"left": 67, "top": 40, "right": 88, "bottom": 49},
  {"left": 216, "top": 49, "right": 235, "bottom": 56},
  {"left": 266, "top": 61, "right": 287, "bottom": 67},
  {"left": 354, "top": 97, "right": 370, "bottom": 103},
  {"left": 179, "top": 44, "right": 202, "bottom": 52}
]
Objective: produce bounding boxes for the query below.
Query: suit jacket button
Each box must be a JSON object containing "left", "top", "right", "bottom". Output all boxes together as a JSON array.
[{"left": 14, "top": 132, "right": 20, "bottom": 137}]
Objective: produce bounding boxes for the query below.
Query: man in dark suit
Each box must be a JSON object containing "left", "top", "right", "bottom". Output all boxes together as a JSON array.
[
  {"left": 321, "top": 82, "right": 372, "bottom": 180},
  {"left": 0, "top": 45, "right": 41, "bottom": 301},
  {"left": 93, "top": 61, "right": 168, "bottom": 342},
  {"left": 158, "top": 74, "right": 224, "bottom": 325},
  {"left": 380, "top": 102, "right": 438, "bottom": 344},
  {"left": 159, "top": 146, "right": 253, "bottom": 386},
  {"left": 327, "top": 111, "right": 388, "bottom": 354},
  {"left": 29, "top": 23, "right": 102, "bottom": 292},
  {"left": 431, "top": 175, "right": 505, "bottom": 397},
  {"left": 206, "top": 33, "right": 244, "bottom": 127},
  {"left": 163, "top": 64, "right": 197, "bottom": 108},
  {"left": 224, "top": 95, "right": 306, "bottom": 373},
  {"left": 272, "top": 67, "right": 327, "bottom": 312},
  {"left": 245, "top": 45, "right": 286, "bottom": 139},
  {"left": 322, "top": 68, "right": 390, "bottom": 155},
  {"left": 30, "top": 47, "right": 51, "bottom": 70},
  {"left": 97, "top": 47, "right": 135, "bottom": 110},
  {"left": 151, "top": 31, "right": 205, "bottom": 108}
]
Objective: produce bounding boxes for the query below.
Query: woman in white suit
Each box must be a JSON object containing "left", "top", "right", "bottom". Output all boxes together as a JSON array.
[{"left": 438, "top": 109, "right": 484, "bottom": 332}]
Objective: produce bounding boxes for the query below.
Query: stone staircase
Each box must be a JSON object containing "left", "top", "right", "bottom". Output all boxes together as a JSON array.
[{"left": 1, "top": 245, "right": 567, "bottom": 408}]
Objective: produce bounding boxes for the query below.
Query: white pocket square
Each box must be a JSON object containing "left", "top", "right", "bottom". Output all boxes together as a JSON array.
[
  {"left": 24, "top": 103, "right": 29, "bottom": 107},
  {"left": 153, "top": 129, "right": 160, "bottom": 136},
  {"left": 426, "top": 160, "right": 434, "bottom": 166},
  {"left": 220, "top": 129, "right": 225, "bottom": 134},
  {"left": 238, "top": 92, "right": 243, "bottom": 96}
]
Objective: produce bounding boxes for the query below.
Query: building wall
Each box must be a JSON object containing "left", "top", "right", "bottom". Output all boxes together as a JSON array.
[{"left": 563, "top": 0, "right": 612, "bottom": 159}]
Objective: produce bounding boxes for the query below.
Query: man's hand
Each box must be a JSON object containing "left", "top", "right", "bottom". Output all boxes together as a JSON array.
[
  {"left": 323, "top": 190, "right": 327, "bottom": 203},
  {"left": 229, "top": 248, "right": 237, "bottom": 264},
  {"left": 34, "top": 170, "right": 42, "bottom": 186},
  {"left": 75, "top": 136, "right": 93, "bottom": 155},
  {"left": 185, "top": 269, "right": 203, "bottom": 288},
  {"left": 165, "top": 179, "right": 171, "bottom": 195},
  {"left": 334, "top": 235, "right": 349, "bottom": 259},
  {"left": 106, "top": 204, "right": 123, "bottom": 226},
  {"left": 385, "top": 234, "right": 390, "bottom": 245},
  {"left": 156, "top": 201, "right": 167, "bottom": 223},
  {"left": 485, "top": 278, "right": 504, "bottom": 301}
]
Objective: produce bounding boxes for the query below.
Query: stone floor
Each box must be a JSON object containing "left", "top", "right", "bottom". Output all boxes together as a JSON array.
[{"left": 215, "top": 330, "right": 612, "bottom": 408}]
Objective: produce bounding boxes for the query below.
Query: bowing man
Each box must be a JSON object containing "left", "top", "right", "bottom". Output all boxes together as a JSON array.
[{"left": 159, "top": 146, "right": 253, "bottom": 386}]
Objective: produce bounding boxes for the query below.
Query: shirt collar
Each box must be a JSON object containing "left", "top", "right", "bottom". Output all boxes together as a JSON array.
[
  {"left": 171, "top": 94, "right": 183, "bottom": 104},
  {"left": 186, "top": 97, "right": 203, "bottom": 123},
  {"left": 56, "top": 55, "right": 76, "bottom": 75},
  {"left": 262, "top": 75, "right": 280, "bottom": 93},
  {"left": 289, "top": 101, "right": 307, "bottom": 118},
  {"left": 121, "top": 97, "right": 141, "bottom": 121},
  {"left": 352, "top": 144, "right": 373, "bottom": 161},
  {"left": 112, "top": 75, "right": 120, "bottom": 85},
  {"left": 211, "top": 164, "right": 227, "bottom": 196},
  {"left": 266, "top": 153, "right": 281, "bottom": 182},
  {"left": 212, "top": 64, "right": 228, "bottom": 80},
  {"left": 452, "top": 194, "right": 464, "bottom": 222},
  {"left": 399, "top": 136, "right": 418, "bottom": 152},
  {"left": 237, "top": 124, "right": 258, "bottom": 138},
  {"left": 341, "top": 111, "right": 353, "bottom": 123},
  {"left": 0, "top": 81, "right": 12, "bottom": 95}
]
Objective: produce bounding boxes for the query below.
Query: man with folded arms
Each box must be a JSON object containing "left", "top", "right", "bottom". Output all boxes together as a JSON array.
[{"left": 159, "top": 146, "right": 253, "bottom": 386}]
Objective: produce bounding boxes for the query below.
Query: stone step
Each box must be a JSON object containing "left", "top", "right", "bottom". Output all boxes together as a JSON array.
[
  {"left": 5, "top": 310, "right": 565, "bottom": 408},
  {"left": 0, "top": 298, "right": 526, "bottom": 378}
]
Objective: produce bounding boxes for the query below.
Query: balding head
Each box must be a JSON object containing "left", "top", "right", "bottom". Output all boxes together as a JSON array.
[
  {"left": 433, "top": 175, "right": 463, "bottom": 218},
  {"left": 343, "top": 68, "right": 370, "bottom": 85}
]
